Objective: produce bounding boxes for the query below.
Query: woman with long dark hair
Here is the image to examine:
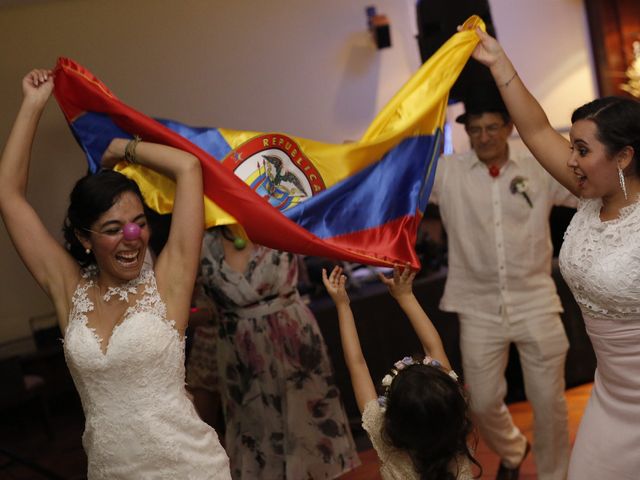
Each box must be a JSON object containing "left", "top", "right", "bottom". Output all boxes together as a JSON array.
[
  {"left": 0, "top": 69, "right": 230, "bottom": 479},
  {"left": 470, "top": 26, "right": 640, "bottom": 479}
]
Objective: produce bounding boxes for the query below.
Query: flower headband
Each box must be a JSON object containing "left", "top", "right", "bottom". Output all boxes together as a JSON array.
[{"left": 377, "top": 356, "right": 459, "bottom": 408}]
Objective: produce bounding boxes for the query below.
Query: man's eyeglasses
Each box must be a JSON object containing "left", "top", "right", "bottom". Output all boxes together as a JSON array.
[{"left": 466, "top": 123, "right": 505, "bottom": 138}]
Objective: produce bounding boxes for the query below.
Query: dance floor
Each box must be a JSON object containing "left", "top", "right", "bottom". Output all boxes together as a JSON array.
[
  {"left": 340, "top": 382, "right": 592, "bottom": 480},
  {"left": 0, "top": 383, "right": 592, "bottom": 479}
]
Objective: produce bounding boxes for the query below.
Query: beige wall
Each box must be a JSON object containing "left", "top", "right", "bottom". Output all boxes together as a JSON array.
[
  {"left": 449, "top": 0, "right": 596, "bottom": 154},
  {"left": 0, "top": 0, "right": 594, "bottom": 342},
  {"left": 0, "top": 0, "right": 420, "bottom": 341}
]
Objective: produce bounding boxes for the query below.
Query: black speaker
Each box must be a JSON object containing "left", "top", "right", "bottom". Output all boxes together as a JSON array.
[
  {"left": 416, "top": 0, "right": 497, "bottom": 103},
  {"left": 366, "top": 6, "right": 392, "bottom": 49},
  {"left": 372, "top": 16, "right": 392, "bottom": 49}
]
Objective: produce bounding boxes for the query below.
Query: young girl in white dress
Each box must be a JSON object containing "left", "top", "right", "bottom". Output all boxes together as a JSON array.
[
  {"left": 468, "top": 26, "right": 640, "bottom": 480},
  {"left": 0, "top": 69, "right": 230, "bottom": 479},
  {"left": 322, "top": 265, "right": 480, "bottom": 480}
]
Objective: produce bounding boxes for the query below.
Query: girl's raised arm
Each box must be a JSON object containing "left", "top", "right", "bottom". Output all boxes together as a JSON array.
[
  {"left": 379, "top": 266, "right": 451, "bottom": 370},
  {"left": 322, "top": 266, "right": 377, "bottom": 413}
]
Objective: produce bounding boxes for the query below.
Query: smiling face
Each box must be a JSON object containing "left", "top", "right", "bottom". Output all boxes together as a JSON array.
[
  {"left": 568, "top": 119, "right": 620, "bottom": 199},
  {"left": 78, "top": 191, "right": 150, "bottom": 285},
  {"left": 465, "top": 112, "right": 513, "bottom": 165}
]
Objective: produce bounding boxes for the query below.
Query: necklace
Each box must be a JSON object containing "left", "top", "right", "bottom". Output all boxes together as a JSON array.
[
  {"left": 87, "top": 265, "right": 143, "bottom": 302},
  {"left": 101, "top": 279, "right": 139, "bottom": 302}
]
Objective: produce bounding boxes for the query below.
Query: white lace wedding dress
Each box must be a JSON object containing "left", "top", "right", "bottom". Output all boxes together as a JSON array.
[
  {"left": 64, "top": 264, "right": 231, "bottom": 479},
  {"left": 559, "top": 197, "right": 640, "bottom": 480}
]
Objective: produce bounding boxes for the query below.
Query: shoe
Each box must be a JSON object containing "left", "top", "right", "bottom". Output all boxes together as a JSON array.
[{"left": 495, "top": 441, "right": 531, "bottom": 480}]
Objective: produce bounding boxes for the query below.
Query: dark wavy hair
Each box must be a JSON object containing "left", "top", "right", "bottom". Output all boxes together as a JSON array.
[
  {"left": 62, "top": 170, "right": 146, "bottom": 267},
  {"left": 571, "top": 96, "right": 640, "bottom": 174},
  {"left": 382, "top": 363, "right": 481, "bottom": 480}
]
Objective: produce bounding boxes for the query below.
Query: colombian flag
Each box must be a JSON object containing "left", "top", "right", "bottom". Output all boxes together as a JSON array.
[{"left": 53, "top": 16, "right": 483, "bottom": 268}]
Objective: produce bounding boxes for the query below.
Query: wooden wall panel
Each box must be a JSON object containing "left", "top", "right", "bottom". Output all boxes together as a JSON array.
[{"left": 584, "top": 0, "right": 640, "bottom": 96}]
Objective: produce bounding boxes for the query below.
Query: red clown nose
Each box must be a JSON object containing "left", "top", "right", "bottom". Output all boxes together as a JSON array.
[{"left": 122, "top": 223, "right": 141, "bottom": 241}]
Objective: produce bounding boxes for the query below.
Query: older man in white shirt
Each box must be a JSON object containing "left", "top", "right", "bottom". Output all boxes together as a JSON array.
[{"left": 430, "top": 86, "right": 577, "bottom": 480}]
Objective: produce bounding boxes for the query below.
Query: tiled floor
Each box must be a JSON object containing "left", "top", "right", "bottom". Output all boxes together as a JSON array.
[{"left": 0, "top": 384, "right": 592, "bottom": 479}]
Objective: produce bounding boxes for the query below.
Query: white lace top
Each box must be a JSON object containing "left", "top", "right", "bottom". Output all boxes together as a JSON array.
[
  {"left": 559, "top": 197, "right": 640, "bottom": 321},
  {"left": 362, "top": 400, "right": 474, "bottom": 480},
  {"left": 64, "top": 264, "right": 230, "bottom": 479}
]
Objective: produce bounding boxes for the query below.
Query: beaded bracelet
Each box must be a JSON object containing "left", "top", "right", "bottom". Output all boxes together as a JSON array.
[{"left": 124, "top": 135, "right": 142, "bottom": 164}]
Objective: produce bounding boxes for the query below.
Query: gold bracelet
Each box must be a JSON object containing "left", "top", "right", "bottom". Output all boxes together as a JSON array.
[
  {"left": 124, "top": 135, "right": 142, "bottom": 164},
  {"left": 498, "top": 71, "right": 518, "bottom": 88}
]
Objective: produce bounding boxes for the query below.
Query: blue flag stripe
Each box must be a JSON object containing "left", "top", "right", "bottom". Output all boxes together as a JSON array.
[{"left": 284, "top": 133, "right": 439, "bottom": 239}]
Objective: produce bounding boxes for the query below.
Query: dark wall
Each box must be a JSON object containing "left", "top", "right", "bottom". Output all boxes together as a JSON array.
[{"left": 416, "top": 0, "right": 496, "bottom": 102}]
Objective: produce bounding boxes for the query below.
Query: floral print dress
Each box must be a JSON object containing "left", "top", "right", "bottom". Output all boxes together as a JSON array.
[{"left": 197, "top": 230, "right": 360, "bottom": 479}]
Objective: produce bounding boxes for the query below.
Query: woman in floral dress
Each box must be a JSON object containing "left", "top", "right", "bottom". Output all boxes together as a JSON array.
[{"left": 196, "top": 227, "right": 360, "bottom": 479}]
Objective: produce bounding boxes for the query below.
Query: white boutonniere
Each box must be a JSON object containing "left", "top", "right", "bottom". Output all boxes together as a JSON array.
[{"left": 509, "top": 176, "right": 533, "bottom": 208}]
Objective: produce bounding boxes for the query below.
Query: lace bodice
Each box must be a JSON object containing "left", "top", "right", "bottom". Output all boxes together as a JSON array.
[
  {"left": 64, "top": 264, "right": 230, "bottom": 479},
  {"left": 559, "top": 197, "right": 640, "bottom": 321}
]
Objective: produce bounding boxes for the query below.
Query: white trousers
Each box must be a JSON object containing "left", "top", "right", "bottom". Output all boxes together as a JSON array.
[{"left": 459, "top": 312, "right": 570, "bottom": 480}]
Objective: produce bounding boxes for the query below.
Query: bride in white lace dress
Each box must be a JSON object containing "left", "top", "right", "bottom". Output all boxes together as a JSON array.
[
  {"left": 0, "top": 69, "right": 230, "bottom": 479},
  {"left": 469, "top": 29, "right": 640, "bottom": 479}
]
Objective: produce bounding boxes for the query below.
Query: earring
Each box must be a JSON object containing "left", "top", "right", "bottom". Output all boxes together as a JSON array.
[
  {"left": 85, "top": 248, "right": 91, "bottom": 255},
  {"left": 618, "top": 166, "right": 628, "bottom": 200}
]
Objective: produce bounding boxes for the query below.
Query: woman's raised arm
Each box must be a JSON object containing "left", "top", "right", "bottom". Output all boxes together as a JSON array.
[
  {"left": 471, "top": 28, "right": 579, "bottom": 196},
  {"left": 0, "top": 69, "right": 80, "bottom": 310},
  {"left": 101, "top": 139, "right": 204, "bottom": 330}
]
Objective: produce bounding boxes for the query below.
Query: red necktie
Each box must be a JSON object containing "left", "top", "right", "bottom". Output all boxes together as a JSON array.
[{"left": 489, "top": 165, "right": 500, "bottom": 178}]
